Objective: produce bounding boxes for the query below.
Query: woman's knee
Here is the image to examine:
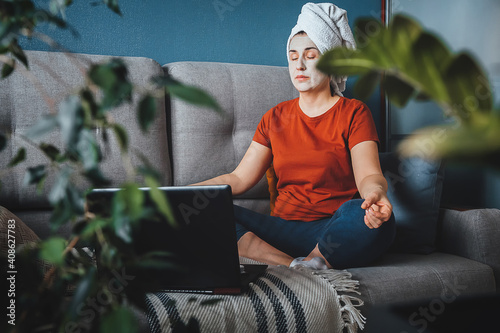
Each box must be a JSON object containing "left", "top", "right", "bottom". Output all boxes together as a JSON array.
[
  {"left": 235, "top": 222, "right": 249, "bottom": 241},
  {"left": 337, "top": 198, "right": 365, "bottom": 216},
  {"left": 330, "top": 199, "right": 369, "bottom": 232},
  {"left": 318, "top": 202, "right": 396, "bottom": 268}
]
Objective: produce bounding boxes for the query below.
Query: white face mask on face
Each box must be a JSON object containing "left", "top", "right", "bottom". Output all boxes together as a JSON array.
[{"left": 288, "top": 35, "right": 330, "bottom": 93}]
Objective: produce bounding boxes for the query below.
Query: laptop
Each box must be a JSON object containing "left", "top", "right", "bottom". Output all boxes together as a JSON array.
[{"left": 86, "top": 184, "right": 267, "bottom": 295}]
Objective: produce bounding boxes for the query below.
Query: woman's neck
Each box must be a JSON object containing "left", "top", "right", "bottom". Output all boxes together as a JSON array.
[{"left": 298, "top": 90, "right": 340, "bottom": 118}]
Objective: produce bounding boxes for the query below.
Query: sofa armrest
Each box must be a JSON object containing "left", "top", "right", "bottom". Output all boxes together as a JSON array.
[{"left": 438, "top": 208, "right": 500, "bottom": 290}]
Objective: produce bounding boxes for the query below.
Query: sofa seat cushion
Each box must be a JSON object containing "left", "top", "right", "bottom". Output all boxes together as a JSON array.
[{"left": 348, "top": 252, "right": 496, "bottom": 306}]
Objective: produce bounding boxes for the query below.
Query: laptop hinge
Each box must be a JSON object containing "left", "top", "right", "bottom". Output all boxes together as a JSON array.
[{"left": 213, "top": 288, "right": 241, "bottom": 295}]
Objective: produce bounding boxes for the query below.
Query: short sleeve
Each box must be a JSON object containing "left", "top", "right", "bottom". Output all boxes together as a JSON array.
[
  {"left": 348, "top": 102, "right": 379, "bottom": 150},
  {"left": 252, "top": 110, "right": 272, "bottom": 148}
]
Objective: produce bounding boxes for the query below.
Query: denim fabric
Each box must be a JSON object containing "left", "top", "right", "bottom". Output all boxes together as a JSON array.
[{"left": 234, "top": 199, "right": 396, "bottom": 269}]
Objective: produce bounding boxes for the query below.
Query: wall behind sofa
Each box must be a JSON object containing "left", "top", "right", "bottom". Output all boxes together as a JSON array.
[{"left": 25, "top": 0, "right": 382, "bottom": 67}]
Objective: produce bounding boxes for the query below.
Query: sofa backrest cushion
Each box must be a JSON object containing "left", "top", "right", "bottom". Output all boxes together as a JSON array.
[
  {"left": 380, "top": 152, "right": 445, "bottom": 254},
  {"left": 0, "top": 50, "right": 172, "bottom": 211},
  {"left": 164, "top": 62, "right": 298, "bottom": 204}
]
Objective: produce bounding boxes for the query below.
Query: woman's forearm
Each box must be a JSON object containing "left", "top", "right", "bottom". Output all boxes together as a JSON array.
[
  {"left": 191, "top": 142, "right": 272, "bottom": 197},
  {"left": 191, "top": 173, "right": 247, "bottom": 196},
  {"left": 357, "top": 174, "right": 388, "bottom": 199}
]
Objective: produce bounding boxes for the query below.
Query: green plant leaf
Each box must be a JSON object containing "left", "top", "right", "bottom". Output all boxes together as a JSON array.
[
  {"left": 8, "top": 147, "right": 26, "bottom": 167},
  {"left": 111, "top": 184, "right": 144, "bottom": 244},
  {"left": 135, "top": 150, "right": 162, "bottom": 181},
  {"left": 384, "top": 75, "right": 417, "bottom": 108},
  {"left": 153, "top": 75, "right": 222, "bottom": 113},
  {"left": 444, "top": 53, "right": 493, "bottom": 116},
  {"left": 80, "top": 218, "right": 109, "bottom": 238},
  {"left": 154, "top": 75, "right": 222, "bottom": 114},
  {"left": 103, "top": 0, "right": 122, "bottom": 16},
  {"left": 49, "top": 182, "right": 84, "bottom": 230},
  {"left": 50, "top": 198, "right": 75, "bottom": 230},
  {"left": 354, "top": 18, "right": 385, "bottom": 48},
  {"left": 65, "top": 266, "right": 97, "bottom": 323},
  {"left": 119, "top": 183, "right": 145, "bottom": 221},
  {"left": 49, "top": 0, "right": 72, "bottom": 16},
  {"left": 318, "top": 13, "right": 495, "bottom": 126},
  {"left": 112, "top": 124, "right": 128, "bottom": 152},
  {"left": 77, "top": 129, "right": 101, "bottom": 171},
  {"left": 415, "top": 91, "right": 431, "bottom": 102},
  {"left": 317, "top": 48, "right": 374, "bottom": 76},
  {"left": 353, "top": 71, "right": 380, "bottom": 101},
  {"left": 49, "top": 167, "right": 72, "bottom": 204},
  {"left": 354, "top": 18, "right": 392, "bottom": 68},
  {"left": 137, "top": 94, "right": 157, "bottom": 132},
  {"left": 39, "top": 237, "right": 67, "bottom": 266},
  {"left": 84, "top": 167, "right": 112, "bottom": 187},
  {"left": 0, "top": 132, "right": 7, "bottom": 152},
  {"left": 71, "top": 219, "right": 89, "bottom": 236},
  {"left": 67, "top": 185, "right": 85, "bottom": 215},
  {"left": 24, "top": 165, "right": 46, "bottom": 186},
  {"left": 88, "top": 59, "right": 132, "bottom": 108},
  {"left": 388, "top": 15, "right": 422, "bottom": 75},
  {"left": 145, "top": 176, "right": 177, "bottom": 228},
  {"left": 9, "top": 41, "right": 28, "bottom": 68},
  {"left": 80, "top": 88, "right": 101, "bottom": 119},
  {"left": 411, "top": 32, "right": 452, "bottom": 103},
  {"left": 151, "top": 75, "right": 177, "bottom": 87},
  {"left": 137, "top": 165, "right": 162, "bottom": 183},
  {"left": 398, "top": 114, "right": 500, "bottom": 168},
  {"left": 98, "top": 241, "right": 120, "bottom": 268},
  {"left": 58, "top": 95, "right": 84, "bottom": 147},
  {"left": 89, "top": 61, "right": 118, "bottom": 90},
  {"left": 40, "top": 143, "right": 63, "bottom": 162},
  {"left": 26, "top": 115, "right": 59, "bottom": 140},
  {"left": 167, "top": 83, "right": 222, "bottom": 114},
  {"left": 1, "top": 62, "right": 14, "bottom": 78},
  {"left": 100, "top": 306, "right": 138, "bottom": 333}
]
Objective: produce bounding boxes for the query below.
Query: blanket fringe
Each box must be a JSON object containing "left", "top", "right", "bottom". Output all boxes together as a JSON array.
[
  {"left": 312, "top": 270, "right": 361, "bottom": 295},
  {"left": 313, "top": 269, "right": 366, "bottom": 332}
]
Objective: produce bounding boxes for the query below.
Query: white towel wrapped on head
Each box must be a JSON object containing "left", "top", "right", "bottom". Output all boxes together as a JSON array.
[{"left": 287, "top": 2, "right": 356, "bottom": 96}]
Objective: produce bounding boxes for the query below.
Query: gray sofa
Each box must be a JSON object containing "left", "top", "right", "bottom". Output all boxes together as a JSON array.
[{"left": 1, "top": 50, "right": 499, "bottom": 331}]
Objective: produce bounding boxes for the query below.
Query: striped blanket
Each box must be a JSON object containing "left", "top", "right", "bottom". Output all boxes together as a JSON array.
[{"left": 146, "top": 258, "right": 365, "bottom": 333}]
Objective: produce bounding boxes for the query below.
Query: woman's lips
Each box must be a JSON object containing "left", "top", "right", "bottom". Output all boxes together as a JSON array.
[{"left": 296, "top": 75, "right": 309, "bottom": 81}]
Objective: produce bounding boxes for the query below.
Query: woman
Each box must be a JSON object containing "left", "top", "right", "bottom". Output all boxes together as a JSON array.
[{"left": 195, "top": 3, "right": 395, "bottom": 270}]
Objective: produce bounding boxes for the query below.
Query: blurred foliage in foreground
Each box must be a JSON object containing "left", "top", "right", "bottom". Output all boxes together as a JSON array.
[
  {"left": 1, "top": 1, "right": 221, "bottom": 332},
  {"left": 318, "top": 14, "right": 500, "bottom": 169}
]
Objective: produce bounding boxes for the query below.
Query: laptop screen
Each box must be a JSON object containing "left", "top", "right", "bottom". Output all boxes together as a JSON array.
[{"left": 86, "top": 185, "right": 242, "bottom": 292}]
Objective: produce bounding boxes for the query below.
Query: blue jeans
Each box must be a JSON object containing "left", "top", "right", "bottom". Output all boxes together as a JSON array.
[{"left": 234, "top": 199, "right": 396, "bottom": 269}]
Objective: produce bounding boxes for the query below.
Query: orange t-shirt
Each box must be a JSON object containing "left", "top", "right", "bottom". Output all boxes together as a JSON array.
[{"left": 253, "top": 97, "right": 379, "bottom": 221}]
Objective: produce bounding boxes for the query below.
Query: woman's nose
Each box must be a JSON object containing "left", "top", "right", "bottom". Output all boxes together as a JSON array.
[{"left": 296, "top": 57, "right": 306, "bottom": 70}]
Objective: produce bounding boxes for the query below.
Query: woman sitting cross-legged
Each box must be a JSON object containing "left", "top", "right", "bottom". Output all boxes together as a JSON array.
[{"left": 194, "top": 3, "right": 395, "bottom": 270}]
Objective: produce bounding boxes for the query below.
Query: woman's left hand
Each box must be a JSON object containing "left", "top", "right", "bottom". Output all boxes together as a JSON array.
[
  {"left": 351, "top": 140, "right": 393, "bottom": 229},
  {"left": 361, "top": 190, "right": 392, "bottom": 229}
]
